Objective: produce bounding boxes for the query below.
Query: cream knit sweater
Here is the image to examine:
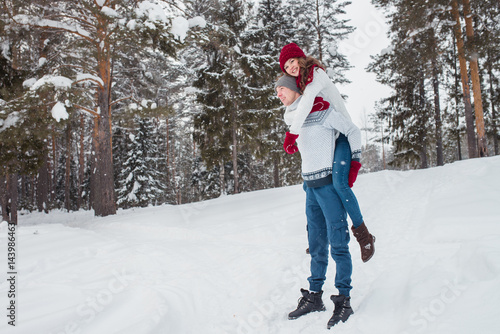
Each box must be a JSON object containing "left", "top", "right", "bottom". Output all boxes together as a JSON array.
[
  {"left": 288, "top": 68, "right": 352, "bottom": 135},
  {"left": 284, "top": 96, "right": 362, "bottom": 187}
]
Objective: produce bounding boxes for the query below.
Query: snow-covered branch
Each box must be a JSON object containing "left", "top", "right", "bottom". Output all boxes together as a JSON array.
[
  {"left": 73, "top": 103, "right": 101, "bottom": 118},
  {"left": 110, "top": 95, "right": 134, "bottom": 107}
]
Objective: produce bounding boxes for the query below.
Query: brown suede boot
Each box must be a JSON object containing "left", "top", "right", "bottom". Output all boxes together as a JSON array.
[{"left": 351, "top": 222, "right": 375, "bottom": 262}]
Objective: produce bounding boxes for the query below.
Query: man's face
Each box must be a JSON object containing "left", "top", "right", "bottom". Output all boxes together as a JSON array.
[{"left": 276, "top": 86, "right": 300, "bottom": 107}]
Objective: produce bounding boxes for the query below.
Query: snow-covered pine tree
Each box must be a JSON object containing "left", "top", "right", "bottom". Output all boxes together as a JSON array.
[
  {"left": 385, "top": 0, "right": 450, "bottom": 166},
  {"left": 4, "top": 0, "right": 186, "bottom": 216},
  {"left": 116, "top": 116, "right": 164, "bottom": 208},
  {"left": 371, "top": 0, "right": 499, "bottom": 166},
  {"left": 369, "top": 0, "right": 472, "bottom": 168},
  {"left": 0, "top": 2, "right": 56, "bottom": 222},
  {"left": 239, "top": 0, "right": 302, "bottom": 188},
  {"left": 368, "top": 38, "right": 432, "bottom": 169},
  {"left": 193, "top": 0, "right": 252, "bottom": 196}
]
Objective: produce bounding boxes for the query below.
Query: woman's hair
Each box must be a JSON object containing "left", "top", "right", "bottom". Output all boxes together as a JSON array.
[{"left": 296, "top": 56, "right": 326, "bottom": 93}]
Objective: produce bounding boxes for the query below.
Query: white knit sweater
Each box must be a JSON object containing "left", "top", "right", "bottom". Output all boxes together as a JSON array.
[
  {"left": 288, "top": 68, "right": 352, "bottom": 135},
  {"left": 284, "top": 96, "right": 362, "bottom": 187}
]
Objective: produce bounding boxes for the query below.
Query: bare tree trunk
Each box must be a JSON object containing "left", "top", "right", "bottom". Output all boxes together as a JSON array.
[
  {"left": 92, "top": 20, "right": 116, "bottom": 216},
  {"left": 51, "top": 128, "right": 57, "bottom": 203},
  {"left": 30, "top": 176, "right": 35, "bottom": 209},
  {"left": 219, "top": 161, "right": 226, "bottom": 196},
  {"left": 65, "top": 123, "right": 72, "bottom": 211},
  {"left": 487, "top": 62, "right": 498, "bottom": 155},
  {"left": 93, "top": 89, "right": 115, "bottom": 216},
  {"left": 6, "top": 173, "right": 18, "bottom": 225},
  {"left": 0, "top": 176, "right": 8, "bottom": 221},
  {"left": 452, "top": 42, "right": 463, "bottom": 161},
  {"left": 36, "top": 150, "right": 49, "bottom": 213},
  {"left": 77, "top": 115, "right": 85, "bottom": 209},
  {"left": 231, "top": 109, "right": 239, "bottom": 194},
  {"left": 381, "top": 123, "right": 386, "bottom": 170},
  {"left": 20, "top": 175, "right": 26, "bottom": 207},
  {"left": 419, "top": 77, "right": 428, "bottom": 169},
  {"left": 273, "top": 157, "right": 280, "bottom": 188},
  {"left": 462, "top": 0, "right": 487, "bottom": 157},
  {"left": 431, "top": 32, "right": 444, "bottom": 166},
  {"left": 90, "top": 117, "right": 96, "bottom": 211},
  {"left": 451, "top": 0, "right": 477, "bottom": 159}
]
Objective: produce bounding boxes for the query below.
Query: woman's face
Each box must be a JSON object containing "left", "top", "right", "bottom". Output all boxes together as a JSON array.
[{"left": 284, "top": 58, "right": 300, "bottom": 77}]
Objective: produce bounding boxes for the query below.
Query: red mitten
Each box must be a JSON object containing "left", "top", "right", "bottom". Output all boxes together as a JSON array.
[
  {"left": 310, "top": 97, "right": 330, "bottom": 113},
  {"left": 283, "top": 132, "right": 299, "bottom": 154},
  {"left": 348, "top": 161, "right": 362, "bottom": 188}
]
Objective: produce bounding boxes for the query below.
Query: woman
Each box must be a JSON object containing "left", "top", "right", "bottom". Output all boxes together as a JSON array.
[{"left": 279, "top": 42, "right": 375, "bottom": 263}]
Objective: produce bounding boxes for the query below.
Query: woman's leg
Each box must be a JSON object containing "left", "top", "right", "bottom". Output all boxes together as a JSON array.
[{"left": 332, "top": 134, "right": 364, "bottom": 228}]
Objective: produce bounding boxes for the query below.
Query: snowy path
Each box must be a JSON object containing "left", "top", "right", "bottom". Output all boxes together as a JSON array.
[{"left": 1, "top": 156, "right": 499, "bottom": 334}]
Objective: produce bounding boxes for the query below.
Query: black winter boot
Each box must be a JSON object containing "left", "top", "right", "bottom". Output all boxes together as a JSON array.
[
  {"left": 288, "top": 289, "right": 326, "bottom": 320},
  {"left": 351, "top": 222, "right": 375, "bottom": 262},
  {"left": 327, "top": 295, "right": 353, "bottom": 329}
]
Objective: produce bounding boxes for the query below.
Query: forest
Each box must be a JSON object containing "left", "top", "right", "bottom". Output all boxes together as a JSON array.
[{"left": 1, "top": 0, "right": 498, "bottom": 223}]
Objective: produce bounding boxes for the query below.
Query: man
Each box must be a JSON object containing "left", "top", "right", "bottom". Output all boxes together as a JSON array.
[{"left": 276, "top": 75, "right": 357, "bottom": 329}]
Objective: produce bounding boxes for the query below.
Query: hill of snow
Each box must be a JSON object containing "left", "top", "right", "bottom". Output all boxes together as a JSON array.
[{"left": 1, "top": 156, "right": 499, "bottom": 334}]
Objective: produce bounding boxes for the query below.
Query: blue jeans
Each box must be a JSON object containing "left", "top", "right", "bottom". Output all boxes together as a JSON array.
[
  {"left": 333, "top": 134, "right": 364, "bottom": 228},
  {"left": 305, "top": 183, "right": 352, "bottom": 297}
]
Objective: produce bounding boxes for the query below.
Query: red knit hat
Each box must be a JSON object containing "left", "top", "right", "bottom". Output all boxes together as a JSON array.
[{"left": 279, "top": 43, "right": 306, "bottom": 73}]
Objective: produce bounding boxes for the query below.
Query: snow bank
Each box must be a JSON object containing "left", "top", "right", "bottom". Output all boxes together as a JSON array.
[{"left": 1, "top": 156, "right": 499, "bottom": 334}]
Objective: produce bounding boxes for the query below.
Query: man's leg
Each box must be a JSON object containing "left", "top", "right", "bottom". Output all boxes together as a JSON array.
[
  {"left": 313, "top": 184, "right": 352, "bottom": 297},
  {"left": 288, "top": 186, "right": 329, "bottom": 320},
  {"left": 305, "top": 186, "right": 330, "bottom": 292},
  {"left": 313, "top": 184, "right": 354, "bottom": 329}
]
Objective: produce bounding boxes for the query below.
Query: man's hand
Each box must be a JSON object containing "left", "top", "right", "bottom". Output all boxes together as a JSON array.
[
  {"left": 283, "top": 132, "right": 299, "bottom": 154},
  {"left": 348, "top": 161, "right": 362, "bottom": 188}
]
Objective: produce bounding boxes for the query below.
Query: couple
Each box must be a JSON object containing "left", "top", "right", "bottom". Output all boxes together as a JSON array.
[{"left": 276, "top": 43, "right": 375, "bottom": 329}]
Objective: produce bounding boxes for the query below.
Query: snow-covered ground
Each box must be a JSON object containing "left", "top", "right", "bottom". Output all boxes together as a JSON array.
[{"left": 1, "top": 156, "right": 499, "bottom": 334}]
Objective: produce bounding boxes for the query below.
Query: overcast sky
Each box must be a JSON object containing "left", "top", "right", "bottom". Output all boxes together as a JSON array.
[{"left": 338, "top": 0, "right": 393, "bottom": 131}]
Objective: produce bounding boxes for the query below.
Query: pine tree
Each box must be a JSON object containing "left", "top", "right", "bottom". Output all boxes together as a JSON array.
[
  {"left": 286, "top": 0, "right": 354, "bottom": 84},
  {"left": 3, "top": 0, "right": 183, "bottom": 216},
  {"left": 193, "top": 0, "right": 251, "bottom": 195},
  {"left": 240, "top": 0, "right": 302, "bottom": 187},
  {"left": 368, "top": 35, "right": 433, "bottom": 169},
  {"left": 369, "top": 0, "right": 475, "bottom": 167},
  {"left": 115, "top": 116, "right": 164, "bottom": 208},
  {"left": 0, "top": 10, "right": 53, "bottom": 222}
]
